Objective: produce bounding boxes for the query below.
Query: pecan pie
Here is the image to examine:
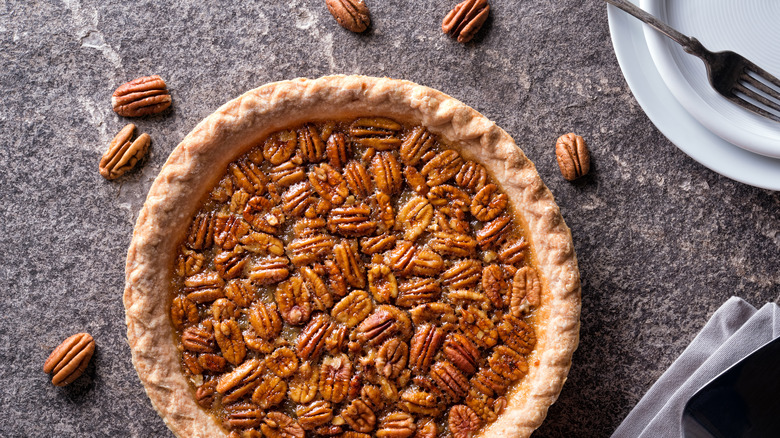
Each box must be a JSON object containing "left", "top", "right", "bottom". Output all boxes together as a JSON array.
[{"left": 124, "top": 76, "right": 580, "bottom": 438}]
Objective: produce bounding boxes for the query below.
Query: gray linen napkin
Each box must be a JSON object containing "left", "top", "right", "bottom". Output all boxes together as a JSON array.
[{"left": 612, "top": 297, "right": 780, "bottom": 438}]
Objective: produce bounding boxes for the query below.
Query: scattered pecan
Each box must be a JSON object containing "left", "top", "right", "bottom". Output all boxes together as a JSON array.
[
  {"left": 171, "top": 295, "right": 199, "bottom": 330},
  {"left": 267, "top": 347, "right": 300, "bottom": 378},
  {"left": 344, "top": 160, "right": 374, "bottom": 198},
  {"left": 223, "top": 402, "right": 264, "bottom": 429},
  {"left": 430, "top": 232, "right": 477, "bottom": 259},
  {"left": 269, "top": 158, "right": 306, "bottom": 187},
  {"left": 409, "top": 302, "right": 457, "bottom": 327},
  {"left": 326, "top": 132, "right": 351, "bottom": 170},
  {"left": 217, "top": 358, "right": 265, "bottom": 404},
  {"left": 396, "top": 196, "right": 433, "bottom": 241},
  {"left": 252, "top": 374, "right": 287, "bottom": 409},
  {"left": 475, "top": 215, "right": 511, "bottom": 249},
  {"left": 430, "top": 361, "right": 470, "bottom": 401},
  {"left": 99, "top": 124, "right": 150, "bottom": 180},
  {"left": 249, "top": 302, "right": 282, "bottom": 339},
  {"left": 320, "top": 354, "right": 352, "bottom": 403},
  {"left": 276, "top": 277, "right": 312, "bottom": 326},
  {"left": 301, "top": 266, "right": 334, "bottom": 311},
  {"left": 420, "top": 150, "right": 464, "bottom": 187},
  {"left": 182, "top": 351, "right": 203, "bottom": 375},
  {"left": 328, "top": 204, "right": 377, "bottom": 237},
  {"left": 375, "top": 338, "right": 408, "bottom": 379},
  {"left": 229, "top": 159, "right": 268, "bottom": 195},
  {"left": 214, "top": 247, "right": 250, "bottom": 280},
  {"left": 298, "top": 123, "right": 326, "bottom": 163},
  {"left": 214, "top": 214, "right": 250, "bottom": 250},
  {"left": 297, "top": 400, "right": 333, "bottom": 430},
  {"left": 211, "top": 297, "right": 238, "bottom": 322},
  {"left": 263, "top": 129, "right": 297, "bottom": 164},
  {"left": 349, "top": 117, "right": 401, "bottom": 150},
  {"left": 186, "top": 212, "right": 216, "bottom": 250},
  {"left": 427, "top": 185, "right": 471, "bottom": 219},
  {"left": 471, "top": 184, "right": 507, "bottom": 222},
  {"left": 510, "top": 266, "right": 541, "bottom": 315},
  {"left": 294, "top": 217, "right": 327, "bottom": 237},
  {"left": 288, "top": 234, "right": 335, "bottom": 266},
  {"left": 282, "top": 181, "right": 316, "bottom": 217},
  {"left": 403, "top": 165, "right": 430, "bottom": 196},
  {"left": 371, "top": 152, "right": 403, "bottom": 196},
  {"left": 471, "top": 367, "right": 508, "bottom": 398},
  {"left": 198, "top": 354, "right": 228, "bottom": 373},
  {"left": 458, "top": 306, "right": 498, "bottom": 348},
  {"left": 409, "top": 324, "right": 445, "bottom": 374},
  {"left": 386, "top": 241, "right": 444, "bottom": 277},
  {"left": 371, "top": 192, "right": 395, "bottom": 232},
  {"left": 43, "top": 333, "right": 95, "bottom": 386},
  {"left": 488, "top": 345, "right": 528, "bottom": 381},
  {"left": 441, "top": 259, "right": 482, "bottom": 290},
  {"left": 195, "top": 380, "right": 218, "bottom": 408},
  {"left": 326, "top": 323, "right": 349, "bottom": 354},
  {"left": 556, "top": 132, "right": 590, "bottom": 180},
  {"left": 331, "top": 290, "right": 374, "bottom": 327},
  {"left": 448, "top": 404, "right": 482, "bottom": 438},
  {"left": 176, "top": 247, "right": 205, "bottom": 277},
  {"left": 355, "top": 305, "right": 412, "bottom": 346},
  {"left": 498, "top": 313, "right": 537, "bottom": 355},
  {"left": 443, "top": 333, "right": 480, "bottom": 375},
  {"left": 482, "top": 264, "right": 508, "bottom": 309},
  {"left": 111, "top": 75, "right": 171, "bottom": 117},
  {"left": 182, "top": 325, "right": 216, "bottom": 353},
  {"left": 414, "top": 418, "right": 439, "bottom": 438},
  {"left": 399, "top": 126, "right": 436, "bottom": 166},
  {"left": 214, "top": 318, "right": 246, "bottom": 365},
  {"left": 334, "top": 240, "right": 366, "bottom": 288},
  {"left": 400, "top": 389, "right": 440, "bottom": 416},
  {"left": 376, "top": 412, "right": 416, "bottom": 438},
  {"left": 296, "top": 314, "right": 332, "bottom": 360},
  {"left": 325, "top": 0, "right": 371, "bottom": 33},
  {"left": 289, "top": 361, "right": 319, "bottom": 404},
  {"left": 260, "top": 412, "right": 305, "bottom": 438},
  {"left": 360, "top": 234, "right": 397, "bottom": 255},
  {"left": 442, "top": 0, "right": 490, "bottom": 43},
  {"left": 309, "top": 163, "right": 349, "bottom": 205},
  {"left": 396, "top": 277, "right": 441, "bottom": 308},
  {"left": 367, "top": 263, "right": 398, "bottom": 304},
  {"left": 455, "top": 161, "right": 487, "bottom": 193},
  {"left": 361, "top": 384, "right": 385, "bottom": 412},
  {"left": 498, "top": 238, "right": 528, "bottom": 264},
  {"left": 248, "top": 256, "right": 290, "bottom": 285},
  {"left": 224, "top": 279, "right": 257, "bottom": 308},
  {"left": 341, "top": 399, "right": 377, "bottom": 433}
]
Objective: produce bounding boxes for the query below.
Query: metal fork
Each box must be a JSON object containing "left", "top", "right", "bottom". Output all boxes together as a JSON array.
[{"left": 606, "top": 0, "right": 780, "bottom": 123}]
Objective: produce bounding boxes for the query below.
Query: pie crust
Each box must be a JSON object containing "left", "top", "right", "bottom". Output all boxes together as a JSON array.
[{"left": 124, "top": 75, "right": 581, "bottom": 438}]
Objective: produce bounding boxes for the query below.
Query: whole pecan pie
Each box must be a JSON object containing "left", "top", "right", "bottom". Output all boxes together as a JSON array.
[{"left": 124, "top": 75, "right": 580, "bottom": 438}]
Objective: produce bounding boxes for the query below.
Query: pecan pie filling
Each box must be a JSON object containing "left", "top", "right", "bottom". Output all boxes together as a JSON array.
[{"left": 170, "top": 117, "right": 541, "bottom": 438}]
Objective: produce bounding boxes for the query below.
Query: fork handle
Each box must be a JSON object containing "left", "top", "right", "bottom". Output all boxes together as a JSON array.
[{"left": 605, "top": 0, "right": 706, "bottom": 57}]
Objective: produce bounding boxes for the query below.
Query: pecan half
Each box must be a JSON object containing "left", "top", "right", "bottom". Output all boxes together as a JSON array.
[
  {"left": 349, "top": 117, "right": 401, "bottom": 150},
  {"left": 455, "top": 161, "right": 487, "bottom": 193},
  {"left": 409, "top": 325, "right": 445, "bottom": 374},
  {"left": 430, "top": 361, "right": 470, "bottom": 401},
  {"left": 367, "top": 263, "right": 398, "bottom": 304},
  {"left": 341, "top": 399, "right": 377, "bottom": 433},
  {"left": 361, "top": 384, "right": 385, "bottom": 412},
  {"left": 328, "top": 204, "right": 377, "bottom": 237},
  {"left": 475, "top": 216, "right": 511, "bottom": 249},
  {"left": 269, "top": 158, "right": 306, "bottom": 187},
  {"left": 214, "top": 247, "right": 250, "bottom": 280},
  {"left": 184, "top": 272, "right": 225, "bottom": 303},
  {"left": 214, "top": 318, "right": 246, "bottom": 365},
  {"left": 470, "top": 184, "right": 507, "bottom": 222},
  {"left": 403, "top": 165, "right": 430, "bottom": 196},
  {"left": 297, "top": 400, "right": 333, "bottom": 430},
  {"left": 176, "top": 247, "right": 205, "bottom": 277},
  {"left": 371, "top": 192, "right": 395, "bottom": 232},
  {"left": 386, "top": 241, "right": 444, "bottom": 277},
  {"left": 298, "top": 124, "right": 326, "bottom": 163},
  {"left": 289, "top": 361, "right": 319, "bottom": 404},
  {"left": 344, "top": 161, "right": 374, "bottom": 198},
  {"left": 415, "top": 418, "right": 439, "bottom": 438},
  {"left": 331, "top": 290, "right": 374, "bottom": 327},
  {"left": 324, "top": 259, "right": 349, "bottom": 298},
  {"left": 396, "top": 278, "right": 441, "bottom": 308},
  {"left": 371, "top": 152, "right": 403, "bottom": 196},
  {"left": 195, "top": 380, "right": 218, "bottom": 408},
  {"left": 375, "top": 338, "right": 408, "bottom": 379},
  {"left": 296, "top": 314, "right": 332, "bottom": 360},
  {"left": 458, "top": 306, "right": 498, "bottom": 348},
  {"left": 399, "top": 126, "right": 436, "bottom": 166},
  {"left": 396, "top": 196, "right": 433, "bottom": 241},
  {"left": 171, "top": 295, "right": 199, "bottom": 330},
  {"left": 427, "top": 185, "right": 471, "bottom": 219},
  {"left": 355, "top": 305, "right": 412, "bottom": 346},
  {"left": 214, "top": 214, "right": 250, "bottom": 250},
  {"left": 420, "top": 150, "right": 464, "bottom": 187},
  {"left": 334, "top": 240, "right": 366, "bottom": 288},
  {"left": 320, "top": 354, "right": 352, "bottom": 403},
  {"left": 309, "top": 163, "right": 349, "bottom": 205},
  {"left": 442, "top": 0, "right": 490, "bottom": 43},
  {"left": 488, "top": 345, "right": 528, "bottom": 381},
  {"left": 443, "top": 333, "right": 480, "bottom": 375},
  {"left": 510, "top": 266, "right": 541, "bottom": 315},
  {"left": 211, "top": 297, "right": 238, "bottom": 322},
  {"left": 400, "top": 390, "right": 440, "bottom": 416},
  {"left": 261, "top": 412, "right": 305, "bottom": 438},
  {"left": 360, "top": 234, "right": 397, "bottom": 255},
  {"left": 111, "top": 75, "right": 171, "bottom": 117},
  {"left": 430, "top": 232, "right": 477, "bottom": 259},
  {"left": 224, "top": 279, "right": 256, "bottom": 308},
  {"left": 198, "top": 354, "right": 228, "bottom": 373},
  {"left": 326, "top": 323, "right": 349, "bottom": 354},
  {"left": 325, "top": 0, "right": 371, "bottom": 33},
  {"left": 249, "top": 302, "right": 283, "bottom": 339},
  {"left": 448, "top": 404, "right": 482, "bottom": 438},
  {"left": 43, "top": 333, "right": 95, "bottom": 386},
  {"left": 186, "top": 212, "right": 216, "bottom": 250},
  {"left": 376, "top": 412, "right": 416, "bottom": 438},
  {"left": 182, "top": 325, "right": 216, "bottom": 353},
  {"left": 498, "top": 314, "right": 536, "bottom": 355},
  {"left": 263, "top": 129, "right": 297, "bottom": 164},
  {"left": 252, "top": 374, "right": 287, "bottom": 409},
  {"left": 217, "top": 358, "right": 265, "bottom": 403},
  {"left": 223, "top": 402, "right": 264, "bottom": 429},
  {"left": 99, "top": 124, "right": 150, "bottom": 180},
  {"left": 249, "top": 256, "right": 290, "bottom": 285},
  {"left": 229, "top": 159, "right": 268, "bottom": 195},
  {"left": 267, "top": 347, "right": 300, "bottom": 378},
  {"left": 288, "top": 234, "right": 335, "bottom": 266},
  {"left": 326, "top": 132, "right": 351, "bottom": 170},
  {"left": 441, "top": 259, "right": 482, "bottom": 289},
  {"left": 482, "top": 264, "right": 508, "bottom": 309},
  {"left": 498, "top": 238, "right": 528, "bottom": 264},
  {"left": 556, "top": 132, "right": 590, "bottom": 180},
  {"left": 275, "top": 277, "right": 312, "bottom": 326},
  {"left": 409, "top": 303, "right": 457, "bottom": 327},
  {"left": 282, "top": 181, "right": 316, "bottom": 217},
  {"left": 301, "top": 266, "right": 334, "bottom": 311}
]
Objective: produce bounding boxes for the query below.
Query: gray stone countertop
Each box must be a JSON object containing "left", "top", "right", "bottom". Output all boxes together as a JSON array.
[{"left": 1, "top": 0, "right": 778, "bottom": 436}]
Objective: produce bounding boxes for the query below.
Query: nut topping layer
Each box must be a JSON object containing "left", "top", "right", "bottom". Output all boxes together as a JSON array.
[{"left": 171, "top": 119, "right": 539, "bottom": 437}]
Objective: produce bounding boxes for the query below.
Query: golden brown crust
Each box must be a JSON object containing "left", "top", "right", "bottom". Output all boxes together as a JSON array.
[{"left": 124, "top": 75, "right": 580, "bottom": 438}]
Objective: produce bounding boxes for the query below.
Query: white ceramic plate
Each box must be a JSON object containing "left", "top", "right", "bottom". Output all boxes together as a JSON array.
[
  {"left": 642, "top": 0, "right": 780, "bottom": 158},
  {"left": 606, "top": 1, "right": 780, "bottom": 191}
]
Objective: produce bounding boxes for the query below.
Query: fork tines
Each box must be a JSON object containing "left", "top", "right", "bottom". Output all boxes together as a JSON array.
[{"left": 734, "top": 62, "right": 780, "bottom": 122}]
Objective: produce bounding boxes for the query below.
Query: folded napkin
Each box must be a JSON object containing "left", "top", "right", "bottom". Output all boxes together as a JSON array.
[{"left": 612, "top": 297, "right": 780, "bottom": 438}]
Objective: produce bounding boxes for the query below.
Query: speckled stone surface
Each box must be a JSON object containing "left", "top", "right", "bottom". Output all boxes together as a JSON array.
[{"left": 1, "top": 0, "right": 778, "bottom": 436}]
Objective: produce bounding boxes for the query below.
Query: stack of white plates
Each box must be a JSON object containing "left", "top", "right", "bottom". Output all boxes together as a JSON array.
[{"left": 607, "top": 0, "right": 780, "bottom": 191}]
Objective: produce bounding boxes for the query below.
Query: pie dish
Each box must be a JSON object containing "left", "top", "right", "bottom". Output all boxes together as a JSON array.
[{"left": 124, "top": 75, "right": 581, "bottom": 438}]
